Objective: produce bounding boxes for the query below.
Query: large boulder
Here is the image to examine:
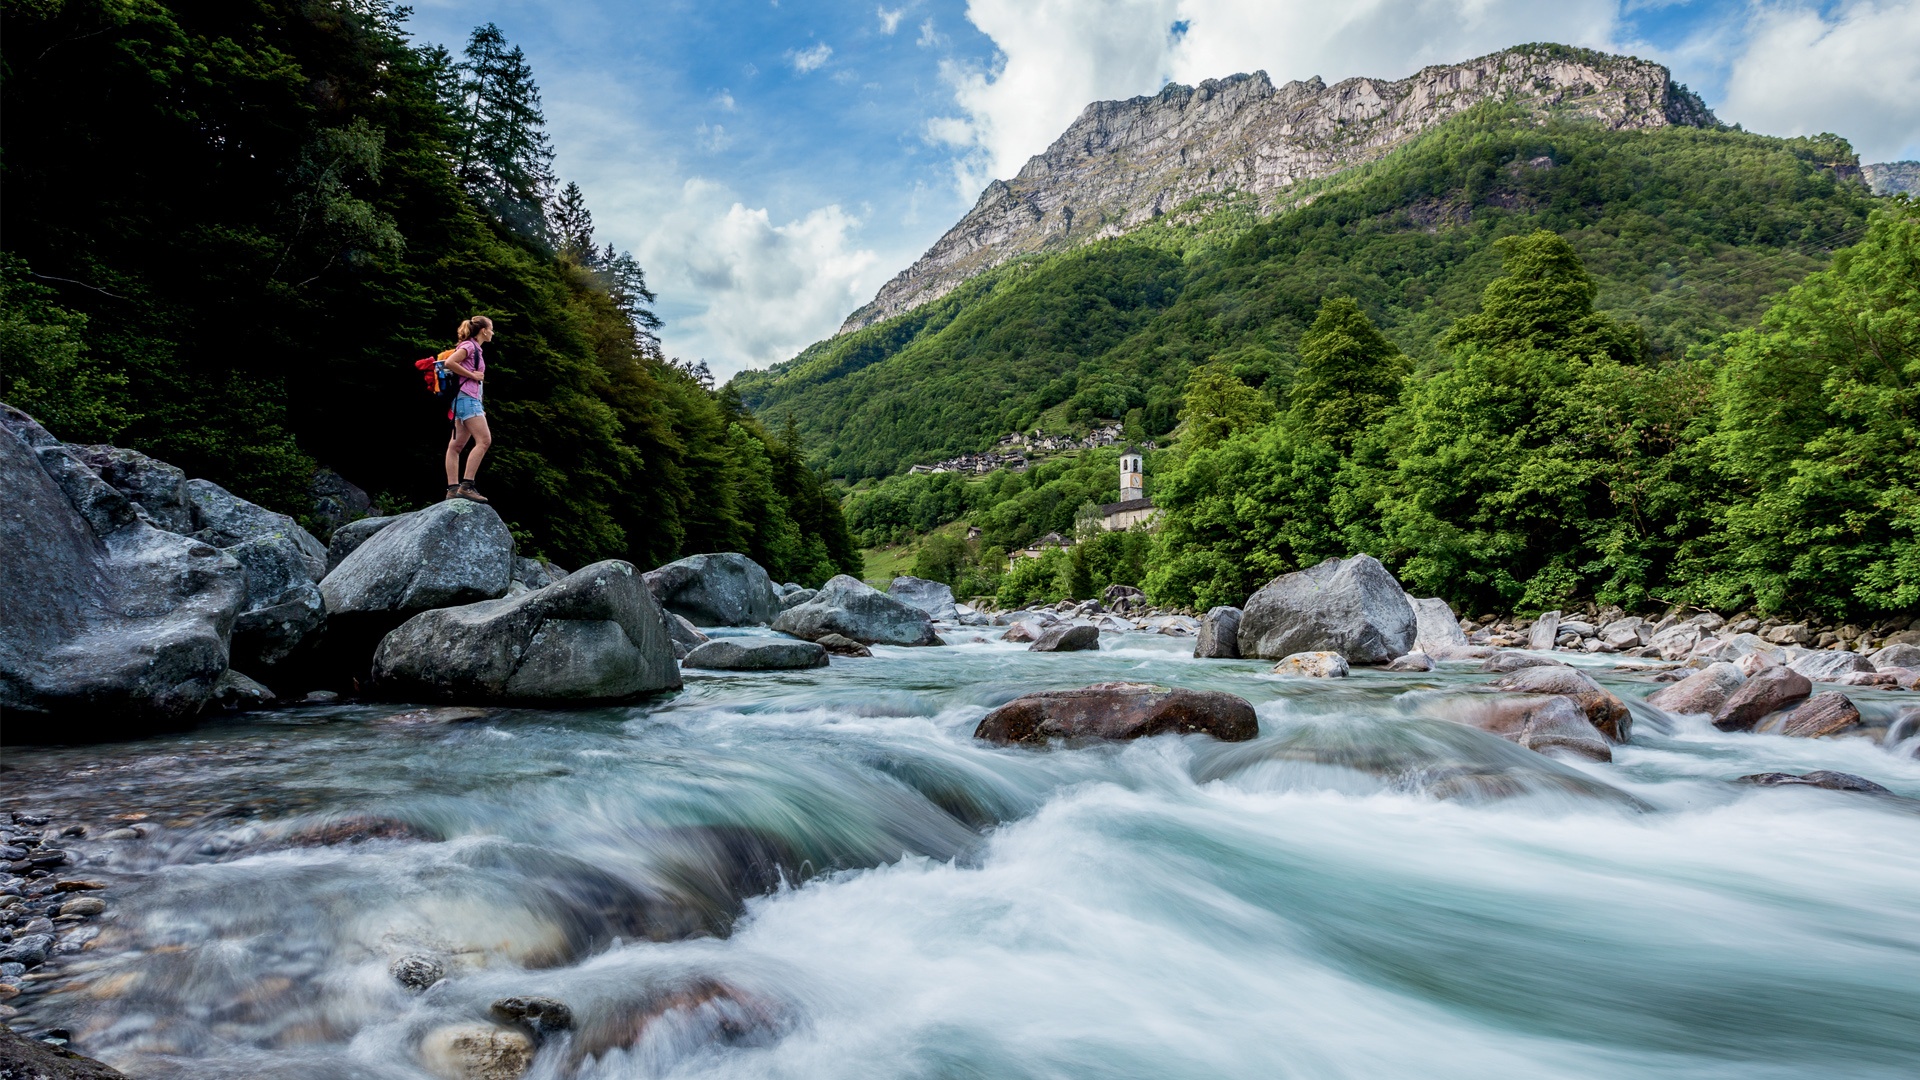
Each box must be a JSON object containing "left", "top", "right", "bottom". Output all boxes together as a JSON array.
[
  {"left": 643, "top": 553, "right": 780, "bottom": 627},
  {"left": 1712, "top": 666, "right": 1812, "bottom": 731},
  {"left": 178, "top": 480, "right": 332, "bottom": 679},
  {"left": 371, "top": 560, "right": 680, "bottom": 703},
  {"left": 1, "top": 405, "right": 247, "bottom": 736},
  {"left": 1787, "top": 650, "right": 1875, "bottom": 682},
  {"left": 1646, "top": 662, "right": 1745, "bottom": 716},
  {"left": 1487, "top": 665, "right": 1631, "bottom": 742},
  {"left": 1869, "top": 643, "right": 1920, "bottom": 669},
  {"left": 664, "top": 612, "right": 711, "bottom": 659},
  {"left": 67, "top": 442, "right": 192, "bottom": 533},
  {"left": 1272, "top": 651, "right": 1349, "bottom": 678},
  {"left": 186, "top": 478, "right": 328, "bottom": 575},
  {"left": 888, "top": 576, "right": 958, "bottom": 621},
  {"left": 1527, "top": 611, "right": 1561, "bottom": 651},
  {"left": 1194, "top": 607, "right": 1242, "bottom": 659},
  {"left": 974, "top": 682, "right": 1258, "bottom": 745},
  {"left": 1458, "top": 694, "right": 1613, "bottom": 762},
  {"left": 683, "top": 639, "right": 830, "bottom": 671},
  {"left": 327, "top": 514, "right": 398, "bottom": 572},
  {"left": 319, "top": 500, "right": 515, "bottom": 680},
  {"left": 309, "top": 468, "right": 372, "bottom": 535},
  {"left": 1238, "top": 555, "right": 1415, "bottom": 663},
  {"left": 1777, "top": 691, "right": 1862, "bottom": 738},
  {"left": 1408, "top": 596, "right": 1468, "bottom": 653},
  {"left": 778, "top": 587, "right": 817, "bottom": 610},
  {"left": 1030, "top": 624, "right": 1100, "bottom": 652},
  {"left": 772, "top": 575, "right": 941, "bottom": 646}
]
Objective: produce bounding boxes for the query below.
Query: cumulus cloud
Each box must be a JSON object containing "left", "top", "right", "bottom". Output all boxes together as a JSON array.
[
  {"left": 642, "top": 181, "right": 887, "bottom": 376},
  {"left": 927, "top": 0, "right": 1625, "bottom": 197},
  {"left": 790, "top": 41, "right": 833, "bottom": 73},
  {"left": 1714, "top": 0, "right": 1920, "bottom": 161},
  {"left": 878, "top": 6, "right": 906, "bottom": 34}
]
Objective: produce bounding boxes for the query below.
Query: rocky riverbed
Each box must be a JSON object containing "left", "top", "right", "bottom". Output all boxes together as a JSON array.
[{"left": 4, "top": 626, "right": 1919, "bottom": 1078}]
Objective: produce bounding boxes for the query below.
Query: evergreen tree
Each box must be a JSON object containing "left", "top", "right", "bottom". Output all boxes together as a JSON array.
[
  {"left": 1287, "top": 297, "right": 1406, "bottom": 450},
  {"left": 457, "top": 24, "right": 555, "bottom": 240},
  {"left": 551, "top": 182, "right": 595, "bottom": 265}
]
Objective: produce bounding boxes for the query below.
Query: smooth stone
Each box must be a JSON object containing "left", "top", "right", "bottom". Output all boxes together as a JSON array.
[
  {"left": 1528, "top": 611, "right": 1561, "bottom": 652},
  {"left": 1787, "top": 650, "right": 1875, "bottom": 682},
  {"left": 1029, "top": 624, "right": 1100, "bottom": 652},
  {"left": 372, "top": 560, "right": 680, "bottom": 703},
  {"left": 1778, "top": 691, "right": 1862, "bottom": 738},
  {"left": 1001, "top": 621, "right": 1040, "bottom": 643},
  {"left": 682, "top": 639, "right": 830, "bottom": 670},
  {"left": 1868, "top": 642, "right": 1920, "bottom": 670},
  {"left": 778, "top": 587, "right": 817, "bottom": 610},
  {"left": 665, "top": 612, "right": 710, "bottom": 659},
  {"left": 1272, "top": 651, "right": 1349, "bottom": 678},
  {"left": 1479, "top": 650, "right": 1569, "bottom": 673},
  {"left": 1193, "top": 606, "right": 1242, "bottom": 659},
  {"left": 975, "top": 682, "right": 1258, "bottom": 745},
  {"left": 1238, "top": 554, "right": 1415, "bottom": 663},
  {"left": 1487, "top": 665, "right": 1632, "bottom": 742},
  {"left": 325, "top": 514, "right": 397, "bottom": 572},
  {"left": 1713, "top": 666, "right": 1812, "bottom": 731},
  {"left": 320, "top": 500, "right": 514, "bottom": 618},
  {"left": 814, "top": 633, "right": 873, "bottom": 657},
  {"left": 1737, "top": 770, "right": 1890, "bottom": 794},
  {"left": 1458, "top": 695, "right": 1613, "bottom": 762},
  {"left": 490, "top": 995, "right": 574, "bottom": 1038},
  {"left": 772, "top": 575, "right": 940, "bottom": 646},
  {"left": 888, "top": 576, "right": 959, "bottom": 620},
  {"left": 56, "top": 897, "right": 104, "bottom": 917},
  {"left": 419, "top": 1023, "right": 534, "bottom": 1080},
  {"left": 1408, "top": 596, "right": 1468, "bottom": 653},
  {"left": 643, "top": 552, "right": 781, "bottom": 627},
  {"left": 1387, "top": 652, "right": 1434, "bottom": 672},
  {"left": 1646, "top": 662, "right": 1745, "bottom": 716}
]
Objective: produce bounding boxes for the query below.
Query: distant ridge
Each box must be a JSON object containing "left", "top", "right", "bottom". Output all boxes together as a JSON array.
[
  {"left": 1863, "top": 161, "right": 1920, "bottom": 196},
  {"left": 839, "top": 43, "right": 1715, "bottom": 334}
]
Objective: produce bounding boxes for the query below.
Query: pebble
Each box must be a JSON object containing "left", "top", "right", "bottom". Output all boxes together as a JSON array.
[
  {"left": 58, "top": 898, "right": 105, "bottom": 917},
  {"left": 54, "top": 881, "right": 105, "bottom": 892}
]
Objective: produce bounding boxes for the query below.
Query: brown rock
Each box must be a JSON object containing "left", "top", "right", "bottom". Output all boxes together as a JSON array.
[
  {"left": 1778, "top": 691, "right": 1862, "bottom": 738},
  {"left": 1271, "top": 651, "right": 1348, "bottom": 678},
  {"left": 975, "top": 682, "right": 1258, "bottom": 745},
  {"left": 1833, "top": 671, "right": 1898, "bottom": 687},
  {"left": 419, "top": 1024, "right": 533, "bottom": 1080},
  {"left": 1029, "top": 624, "right": 1099, "bottom": 651},
  {"left": 1001, "top": 621, "right": 1039, "bottom": 643},
  {"left": 569, "top": 978, "right": 786, "bottom": 1066},
  {"left": 814, "top": 633, "right": 872, "bottom": 657},
  {"left": 282, "top": 815, "right": 442, "bottom": 847},
  {"left": 0, "top": 1027, "right": 127, "bottom": 1079},
  {"left": 57, "top": 897, "right": 105, "bottom": 917},
  {"left": 1712, "top": 666, "right": 1812, "bottom": 731},
  {"left": 1646, "top": 661, "right": 1746, "bottom": 717},
  {"left": 1488, "top": 665, "right": 1632, "bottom": 742},
  {"left": 53, "top": 880, "right": 107, "bottom": 892},
  {"left": 1456, "top": 694, "right": 1612, "bottom": 761}
]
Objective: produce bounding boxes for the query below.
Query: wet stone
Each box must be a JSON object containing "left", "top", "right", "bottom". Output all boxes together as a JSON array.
[
  {"left": 419, "top": 1023, "right": 534, "bottom": 1080},
  {"left": 1737, "top": 771, "right": 1892, "bottom": 795},
  {"left": 491, "top": 995, "right": 574, "bottom": 1038},
  {"left": 389, "top": 952, "right": 444, "bottom": 992},
  {"left": 56, "top": 898, "right": 104, "bottom": 917}
]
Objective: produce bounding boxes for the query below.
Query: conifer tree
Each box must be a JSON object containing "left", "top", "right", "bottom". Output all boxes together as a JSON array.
[
  {"left": 551, "top": 182, "right": 595, "bottom": 264},
  {"left": 457, "top": 23, "right": 555, "bottom": 241}
]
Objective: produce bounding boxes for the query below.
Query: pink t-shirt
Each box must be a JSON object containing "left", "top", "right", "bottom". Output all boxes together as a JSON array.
[{"left": 457, "top": 339, "right": 484, "bottom": 400}]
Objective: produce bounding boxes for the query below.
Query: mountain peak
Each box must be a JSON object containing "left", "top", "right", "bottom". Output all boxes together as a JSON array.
[{"left": 839, "top": 43, "right": 1714, "bottom": 335}]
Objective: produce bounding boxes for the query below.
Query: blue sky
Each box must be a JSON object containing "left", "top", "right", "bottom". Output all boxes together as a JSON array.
[{"left": 406, "top": 1, "right": 1920, "bottom": 380}]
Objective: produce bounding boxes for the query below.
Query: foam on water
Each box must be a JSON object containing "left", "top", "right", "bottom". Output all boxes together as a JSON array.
[{"left": 4, "top": 633, "right": 1918, "bottom": 1078}]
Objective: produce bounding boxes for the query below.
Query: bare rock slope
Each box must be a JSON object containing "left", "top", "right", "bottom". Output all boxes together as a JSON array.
[{"left": 840, "top": 44, "right": 1713, "bottom": 334}]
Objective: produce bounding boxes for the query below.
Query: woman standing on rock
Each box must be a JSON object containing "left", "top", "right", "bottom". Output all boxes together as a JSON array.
[{"left": 441, "top": 316, "right": 493, "bottom": 503}]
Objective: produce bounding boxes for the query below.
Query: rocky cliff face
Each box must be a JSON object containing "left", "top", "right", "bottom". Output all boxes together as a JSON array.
[
  {"left": 840, "top": 44, "right": 1715, "bottom": 334},
  {"left": 1863, "top": 161, "right": 1920, "bottom": 196}
]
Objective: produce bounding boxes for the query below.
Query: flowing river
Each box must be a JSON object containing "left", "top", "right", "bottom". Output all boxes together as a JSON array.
[{"left": 5, "top": 629, "right": 1919, "bottom": 1079}]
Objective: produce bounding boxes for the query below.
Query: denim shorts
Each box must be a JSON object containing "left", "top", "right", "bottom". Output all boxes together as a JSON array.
[{"left": 453, "top": 394, "right": 485, "bottom": 421}]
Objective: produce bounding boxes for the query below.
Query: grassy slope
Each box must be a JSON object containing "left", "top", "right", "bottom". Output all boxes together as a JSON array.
[{"left": 732, "top": 106, "right": 1876, "bottom": 479}]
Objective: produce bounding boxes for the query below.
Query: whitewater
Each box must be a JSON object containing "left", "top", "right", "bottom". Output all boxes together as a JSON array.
[{"left": 5, "top": 629, "right": 1918, "bottom": 1079}]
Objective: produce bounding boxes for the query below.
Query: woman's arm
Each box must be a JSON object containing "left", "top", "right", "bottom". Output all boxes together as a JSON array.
[{"left": 443, "top": 343, "right": 485, "bottom": 382}]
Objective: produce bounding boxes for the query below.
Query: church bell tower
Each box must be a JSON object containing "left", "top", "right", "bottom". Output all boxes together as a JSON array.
[{"left": 1119, "top": 451, "right": 1144, "bottom": 502}]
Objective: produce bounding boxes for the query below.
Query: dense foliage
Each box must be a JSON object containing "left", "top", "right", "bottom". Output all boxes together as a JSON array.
[
  {"left": 735, "top": 105, "right": 1876, "bottom": 480},
  {"left": 1147, "top": 208, "right": 1918, "bottom": 621},
  {"left": 0, "top": 0, "right": 857, "bottom": 583}
]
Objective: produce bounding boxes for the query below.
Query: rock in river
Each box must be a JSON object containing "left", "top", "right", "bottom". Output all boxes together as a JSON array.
[
  {"left": 418, "top": 1023, "right": 534, "bottom": 1080},
  {"left": 1646, "top": 662, "right": 1745, "bottom": 717},
  {"left": 643, "top": 552, "right": 781, "bottom": 627},
  {"left": 1487, "top": 665, "right": 1632, "bottom": 742},
  {"left": 975, "top": 682, "right": 1258, "bottom": 745},
  {"left": 888, "top": 575, "right": 958, "bottom": 620},
  {"left": 815, "top": 633, "right": 872, "bottom": 657},
  {"left": 1787, "top": 650, "right": 1875, "bottom": 682},
  {"left": 1712, "top": 666, "right": 1812, "bottom": 732},
  {"left": 683, "top": 639, "right": 830, "bottom": 670},
  {"left": 1777, "top": 691, "right": 1862, "bottom": 738},
  {"left": 1, "top": 404, "right": 246, "bottom": 736},
  {"left": 1194, "top": 606, "right": 1242, "bottom": 659},
  {"left": 1479, "top": 650, "right": 1569, "bottom": 673},
  {"left": 1737, "top": 770, "right": 1891, "bottom": 794},
  {"left": 1029, "top": 624, "right": 1099, "bottom": 652},
  {"left": 1272, "top": 651, "right": 1349, "bottom": 678},
  {"left": 1408, "top": 595, "right": 1468, "bottom": 653},
  {"left": 372, "top": 559, "right": 681, "bottom": 703},
  {"left": 1459, "top": 695, "right": 1614, "bottom": 762},
  {"left": 1238, "top": 554, "right": 1415, "bottom": 663},
  {"left": 322, "top": 500, "right": 514, "bottom": 617},
  {"left": 773, "top": 575, "right": 941, "bottom": 647}
]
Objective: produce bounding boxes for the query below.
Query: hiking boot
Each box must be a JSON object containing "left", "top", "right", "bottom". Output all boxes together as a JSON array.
[
  {"left": 443, "top": 484, "right": 461, "bottom": 501},
  {"left": 455, "top": 480, "right": 489, "bottom": 503}
]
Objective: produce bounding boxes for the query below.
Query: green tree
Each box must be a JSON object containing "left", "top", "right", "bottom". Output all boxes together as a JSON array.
[
  {"left": 457, "top": 24, "right": 555, "bottom": 241},
  {"left": 1699, "top": 201, "right": 1920, "bottom": 616},
  {"left": 1287, "top": 297, "right": 1406, "bottom": 450},
  {"left": 1178, "top": 362, "right": 1274, "bottom": 452}
]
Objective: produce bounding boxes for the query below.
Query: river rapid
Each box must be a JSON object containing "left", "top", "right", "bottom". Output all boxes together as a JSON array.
[{"left": 5, "top": 629, "right": 1919, "bottom": 1079}]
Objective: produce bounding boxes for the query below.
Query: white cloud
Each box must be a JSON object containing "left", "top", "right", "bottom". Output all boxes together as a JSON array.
[
  {"left": 1713, "top": 0, "right": 1920, "bottom": 161},
  {"left": 878, "top": 6, "right": 906, "bottom": 34},
  {"left": 790, "top": 41, "right": 834, "bottom": 74},
  {"left": 642, "top": 181, "right": 889, "bottom": 376},
  {"left": 697, "top": 122, "right": 732, "bottom": 152},
  {"left": 917, "top": 17, "right": 944, "bottom": 47},
  {"left": 714, "top": 89, "right": 738, "bottom": 111}
]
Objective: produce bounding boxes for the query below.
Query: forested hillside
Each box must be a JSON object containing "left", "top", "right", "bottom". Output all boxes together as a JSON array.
[
  {"left": 0, "top": 0, "right": 858, "bottom": 583},
  {"left": 734, "top": 106, "right": 1877, "bottom": 480}
]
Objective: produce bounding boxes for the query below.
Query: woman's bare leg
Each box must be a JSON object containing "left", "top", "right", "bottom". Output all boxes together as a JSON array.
[
  {"left": 461, "top": 414, "right": 493, "bottom": 481},
  {"left": 445, "top": 423, "right": 472, "bottom": 485}
]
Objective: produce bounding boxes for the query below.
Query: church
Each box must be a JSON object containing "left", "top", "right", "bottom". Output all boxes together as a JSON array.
[{"left": 1098, "top": 449, "right": 1157, "bottom": 531}]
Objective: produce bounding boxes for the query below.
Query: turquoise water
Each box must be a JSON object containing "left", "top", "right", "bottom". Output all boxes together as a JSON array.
[{"left": 5, "top": 631, "right": 1919, "bottom": 1078}]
